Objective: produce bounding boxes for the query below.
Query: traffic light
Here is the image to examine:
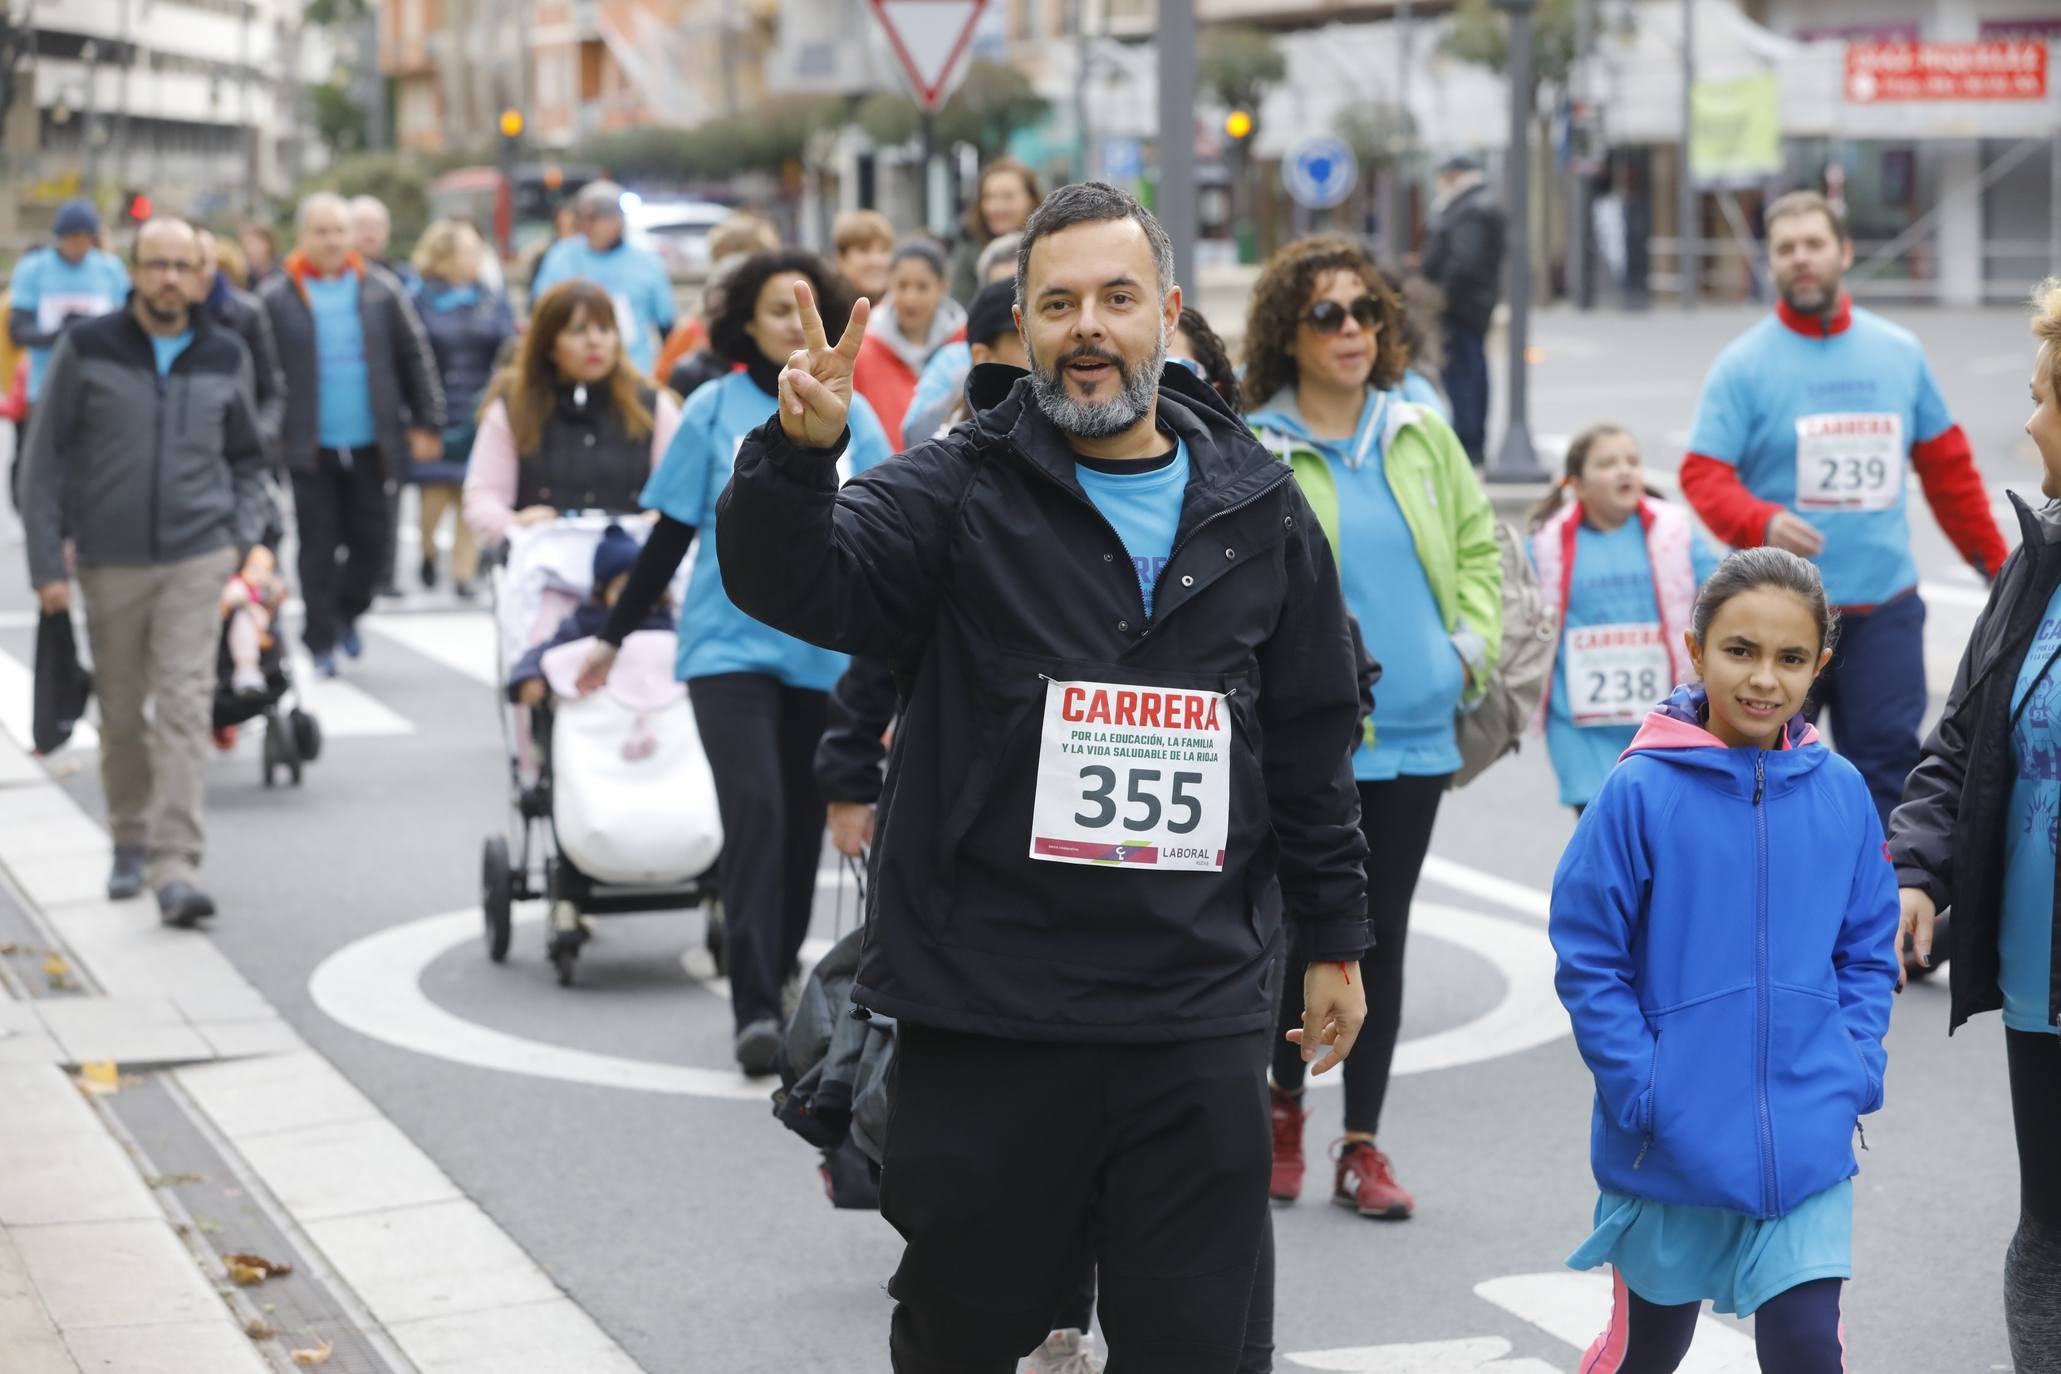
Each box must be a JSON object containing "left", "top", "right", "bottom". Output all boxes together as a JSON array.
[
  {"left": 498, "top": 108, "right": 524, "bottom": 140},
  {"left": 122, "top": 190, "right": 152, "bottom": 224},
  {"left": 1224, "top": 110, "right": 1254, "bottom": 141}
]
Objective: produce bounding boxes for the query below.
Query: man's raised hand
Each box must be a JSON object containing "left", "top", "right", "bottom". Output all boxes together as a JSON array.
[{"left": 778, "top": 280, "right": 870, "bottom": 450}]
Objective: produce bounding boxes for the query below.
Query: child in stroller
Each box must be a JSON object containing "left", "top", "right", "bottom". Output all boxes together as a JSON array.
[
  {"left": 222, "top": 546, "right": 286, "bottom": 700},
  {"left": 484, "top": 516, "right": 718, "bottom": 985},
  {"left": 506, "top": 523, "right": 671, "bottom": 708},
  {"left": 211, "top": 544, "right": 321, "bottom": 785}
]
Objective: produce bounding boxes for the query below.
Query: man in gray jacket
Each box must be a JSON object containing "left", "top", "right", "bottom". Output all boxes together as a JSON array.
[
  {"left": 22, "top": 218, "right": 274, "bottom": 925},
  {"left": 261, "top": 193, "right": 443, "bottom": 675}
]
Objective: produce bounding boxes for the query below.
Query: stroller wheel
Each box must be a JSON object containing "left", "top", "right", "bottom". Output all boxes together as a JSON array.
[
  {"left": 260, "top": 720, "right": 281, "bottom": 788},
  {"left": 481, "top": 837, "right": 514, "bottom": 963},
  {"left": 704, "top": 900, "right": 728, "bottom": 978},
  {"left": 290, "top": 709, "right": 322, "bottom": 764},
  {"left": 290, "top": 716, "right": 321, "bottom": 770}
]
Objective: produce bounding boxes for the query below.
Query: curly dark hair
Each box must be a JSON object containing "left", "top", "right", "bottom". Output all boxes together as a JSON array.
[
  {"left": 1175, "top": 307, "right": 1240, "bottom": 413},
  {"left": 709, "top": 249, "right": 856, "bottom": 368},
  {"left": 1241, "top": 237, "right": 1411, "bottom": 411}
]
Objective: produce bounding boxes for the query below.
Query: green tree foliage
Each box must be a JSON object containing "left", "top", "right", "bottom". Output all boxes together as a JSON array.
[
  {"left": 571, "top": 95, "right": 846, "bottom": 182},
  {"left": 1334, "top": 100, "right": 1417, "bottom": 168},
  {"left": 1443, "top": 0, "right": 1577, "bottom": 87},
  {"left": 936, "top": 60, "right": 1047, "bottom": 158},
  {"left": 1198, "top": 25, "right": 1286, "bottom": 115},
  {"left": 310, "top": 80, "right": 368, "bottom": 157},
  {"left": 853, "top": 61, "right": 1048, "bottom": 161}
]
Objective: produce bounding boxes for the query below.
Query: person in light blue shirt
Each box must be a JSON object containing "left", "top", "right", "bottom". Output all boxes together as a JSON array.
[
  {"left": 1244, "top": 237, "right": 1503, "bottom": 1221},
  {"left": 9, "top": 199, "right": 132, "bottom": 457},
  {"left": 1527, "top": 425, "right": 1720, "bottom": 810},
  {"left": 149, "top": 331, "right": 192, "bottom": 377},
  {"left": 529, "top": 181, "right": 675, "bottom": 377},
  {"left": 1076, "top": 440, "right": 1187, "bottom": 616},
  {"left": 579, "top": 251, "right": 886, "bottom": 1078}
]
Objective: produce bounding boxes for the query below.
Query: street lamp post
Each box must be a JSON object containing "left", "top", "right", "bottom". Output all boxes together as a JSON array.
[
  {"left": 1487, "top": 0, "right": 1547, "bottom": 484},
  {"left": 1157, "top": 0, "right": 1197, "bottom": 292}
]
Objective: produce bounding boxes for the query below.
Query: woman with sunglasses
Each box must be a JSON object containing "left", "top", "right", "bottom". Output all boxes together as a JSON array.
[{"left": 1244, "top": 236, "right": 1502, "bottom": 1223}]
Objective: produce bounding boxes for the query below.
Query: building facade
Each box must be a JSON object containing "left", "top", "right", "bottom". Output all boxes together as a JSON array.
[{"left": 25, "top": 0, "right": 338, "bottom": 220}]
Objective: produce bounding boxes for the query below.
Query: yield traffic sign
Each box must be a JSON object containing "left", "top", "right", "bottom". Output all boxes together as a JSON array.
[{"left": 868, "top": 0, "right": 989, "bottom": 112}]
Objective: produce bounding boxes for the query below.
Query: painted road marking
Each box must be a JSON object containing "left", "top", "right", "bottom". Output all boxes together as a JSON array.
[
  {"left": 310, "top": 906, "right": 774, "bottom": 1102},
  {"left": 1475, "top": 1272, "right": 1758, "bottom": 1372},
  {"left": 1286, "top": 1336, "right": 1557, "bottom": 1371},
  {"left": 1283, "top": 1271, "right": 1759, "bottom": 1372},
  {"left": 365, "top": 610, "right": 500, "bottom": 689},
  {"left": 311, "top": 896, "right": 1568, "bottom": 1099}
]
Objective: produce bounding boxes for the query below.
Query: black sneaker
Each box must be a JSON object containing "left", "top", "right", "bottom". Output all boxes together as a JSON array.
[
  {"left": 420, "top": 556, "right": 438, "bottom": 591},
  {"left": 157, "top": 882, "right": 217, "bottom": 928},
  {"left": 734, "top": 1018, "right": 782, "bottom": 1078},
  {"left": 453, "top": 579, "right": 476, "bottom": 601},
  {"left": 107, "top": 846, "right": 146, "bottom": 901}
]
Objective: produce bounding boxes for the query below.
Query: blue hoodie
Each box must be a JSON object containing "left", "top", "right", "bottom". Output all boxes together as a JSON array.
[{"left": 1549, "top": 684, "right": 1899, "bottom": 1219}]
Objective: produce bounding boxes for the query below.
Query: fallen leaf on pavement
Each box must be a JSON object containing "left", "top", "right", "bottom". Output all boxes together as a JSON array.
[
  {"left": 0, "top": 941, "right": 18, "bottom": 955},
  {"left": 42, "top": 952, "right": 73, "bottom": 990},
  {"left": 243, "top": 1317, "right": 276, "bottom": 1341},
  {"left": 47, "top": 758, "right": 81, "bottom": 778},
  {"left": 145, "top": 1172, "right": 205, "bottom": 1189},
  {"left": 195, "top": 1219, "right": 222, "bottom": 1235},
  {"left": 290, "top": 1337, "right": 334, "bottom": 1366},
  {"left": 225, "top": 1252, "right": 294, "bottom": 1285},
  {"left": 75, "top": 1061, "right": 121, "bottom": 1095}
]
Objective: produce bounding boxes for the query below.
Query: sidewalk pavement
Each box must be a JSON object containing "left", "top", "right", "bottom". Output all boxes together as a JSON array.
[{"left": 0, "top": 722, "right": 643, "bottom": 1372}]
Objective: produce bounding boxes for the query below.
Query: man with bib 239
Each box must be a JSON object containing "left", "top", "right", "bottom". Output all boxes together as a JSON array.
[
  {"left": 1679, "top": 191, "right": 2007, "bottom": 831},
  {"left": 715, "top": 182, "right": 1370, "bottom": 1372}
]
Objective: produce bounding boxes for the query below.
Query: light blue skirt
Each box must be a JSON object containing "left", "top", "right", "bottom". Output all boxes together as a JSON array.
[{"left": 1566, "top": 1179, "right": 1853, "bottom": 1316}]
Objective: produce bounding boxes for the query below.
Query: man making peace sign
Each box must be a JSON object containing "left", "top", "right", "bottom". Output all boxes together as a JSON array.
[{"left": 715, "top": 182, "right": 1369, "bottom": 1371}]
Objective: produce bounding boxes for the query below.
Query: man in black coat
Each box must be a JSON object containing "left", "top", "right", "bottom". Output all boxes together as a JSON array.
[
  {"left": 717, "top": 181, "right": 1369, "bottom": 1373},
  {"left": 260, "top": 193, "right": 443, "bottom": 675},
  {"left": 1423, "top": 153, "right": 1507, "bottom": 466}
]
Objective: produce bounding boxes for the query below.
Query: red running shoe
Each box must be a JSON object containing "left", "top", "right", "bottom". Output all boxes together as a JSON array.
[
  {"left": 1269, "top": 1085, "right": 1307, "bottom": 1203},
  {"left": 1333, "top": 1140, "right": 1414, "bottom": 1219},
  {"left": 210, "top": 724, "right": 239, "bottom": 752}
]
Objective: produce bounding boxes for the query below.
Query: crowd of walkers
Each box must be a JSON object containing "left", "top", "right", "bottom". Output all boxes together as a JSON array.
[{"left": 10, "top": 162, "right": 2061, "bottom": 1374}]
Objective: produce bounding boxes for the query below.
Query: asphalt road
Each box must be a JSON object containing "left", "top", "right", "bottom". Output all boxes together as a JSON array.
[{"left": 0, "top": 298, "right": 2039, "bottom": 1373}]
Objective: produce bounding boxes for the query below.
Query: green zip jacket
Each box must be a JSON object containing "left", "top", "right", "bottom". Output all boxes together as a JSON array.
[{"left": 1251, "top": 393, "right": 1503, "bottom": 708}]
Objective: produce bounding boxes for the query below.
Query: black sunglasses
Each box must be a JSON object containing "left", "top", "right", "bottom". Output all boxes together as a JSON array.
[{"left": 1304, "top": 296, "right": 1382, "bottom": 334}]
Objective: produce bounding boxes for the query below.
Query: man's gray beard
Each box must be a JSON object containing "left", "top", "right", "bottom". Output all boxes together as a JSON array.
[{"left": 1027, "top": 330, "right": 1166, "bottom": 440}]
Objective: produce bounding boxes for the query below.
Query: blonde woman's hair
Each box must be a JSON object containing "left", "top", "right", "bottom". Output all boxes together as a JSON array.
[
  {"left": 211, "top": 233, "right": 251, "bottom": 290},
  {"left": 2034, "top": 278, "right": 2061, "bottom": 399},
  {"left": 411, "top": 219, "right": 482, "bottom": 283}
]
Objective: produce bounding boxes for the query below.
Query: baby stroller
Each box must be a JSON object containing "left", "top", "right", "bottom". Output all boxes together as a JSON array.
[
  {"left": 211, "top": 609, "right": 322, "bottom": 789},
  {"left": 481, "top": 514, "right": 724, "bottom": 986}
]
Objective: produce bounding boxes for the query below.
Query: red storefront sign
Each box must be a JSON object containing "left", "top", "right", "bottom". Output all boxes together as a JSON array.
[{"left": 1845, "top": 39, "right": 2049, "bottom": 103}]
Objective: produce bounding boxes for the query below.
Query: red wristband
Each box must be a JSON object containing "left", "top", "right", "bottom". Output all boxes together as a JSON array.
[{"left": 1337, "top": 960, "right": 1351, "bottom": 985}]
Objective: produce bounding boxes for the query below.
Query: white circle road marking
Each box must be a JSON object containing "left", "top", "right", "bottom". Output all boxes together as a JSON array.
[{"left": 308, "top": 902, "right": 1568, "bottom": 1100}]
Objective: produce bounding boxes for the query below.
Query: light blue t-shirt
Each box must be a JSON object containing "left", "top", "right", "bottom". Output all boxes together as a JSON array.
[
  {"left": 531, "top": 238, "right": 676, "bottom": 375},
  {"left": 1252, "top": 391, "right": 1461, "bottom": 781},
  {"left": 306, "top": 274, "right": 376, "bottom": 450},
  {"left": 906, "top": 341, "right": 972, "bottom": 440},
  {"left": 640, "top": 368, "right": 892, "bottom": 690},
  {"left": 12, "top": 246, "right": 130, "bottom": 401},
  {"left": 1075, "top": 441, "right": 1189, "bottom": 619},
  {"left": 1685, "top": 307, "right": 1954, "bottom": 607},
  {"left": 1540, "top": 518, "right": 1721, "bottom": 808},
  {"left": 150, "top": 331, "right": 193, "bottom": 377},
  {"left": 2003, "top": 582, "right": 2061, "bottom": 1036}
]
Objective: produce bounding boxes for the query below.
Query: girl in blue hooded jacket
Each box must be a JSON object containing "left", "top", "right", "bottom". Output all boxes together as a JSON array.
[{"left": 1549, "top": 547, "right": 1900, "bottom": 1373}]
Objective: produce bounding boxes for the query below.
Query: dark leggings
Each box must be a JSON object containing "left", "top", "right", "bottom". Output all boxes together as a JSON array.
[
  {"left": 687, "top": 673, "right": 829, "bottom": 1032},
  {"left": 2005, "top": 1029, "right": 2061, "bottom": 1372},
  {"left": 1273, "top": 774, "right": 1448, "bottom": 1134},
  {"left": 1587, "top": 1272, "right": 1844, "bottom": 1373}
]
